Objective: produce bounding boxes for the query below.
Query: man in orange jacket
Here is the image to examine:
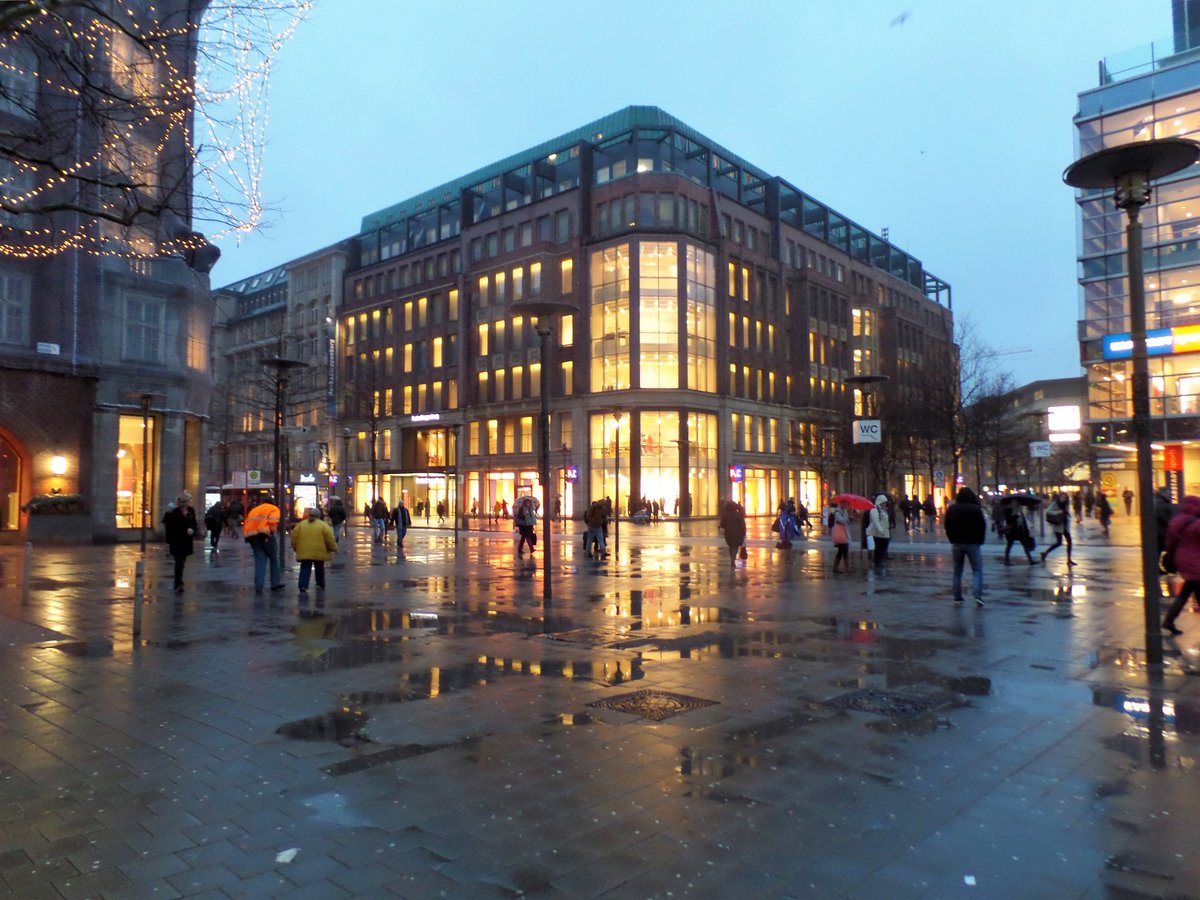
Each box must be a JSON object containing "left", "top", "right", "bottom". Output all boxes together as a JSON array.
[{"left": 244, "top": 494, "right": 284, "bottom": 592}]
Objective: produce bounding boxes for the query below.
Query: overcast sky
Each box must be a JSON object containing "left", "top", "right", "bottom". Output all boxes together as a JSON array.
[{"left": 209, "top": 0, "right": 1173, "bottom": 384}]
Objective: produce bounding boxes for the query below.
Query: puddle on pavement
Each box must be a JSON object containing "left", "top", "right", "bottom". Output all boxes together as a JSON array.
[
  {"left": 276, "top": 707, "right": 371, "bottom": 744},
  {"left": 1093, "top": 686, "right": 1200, "bottom": 737}
]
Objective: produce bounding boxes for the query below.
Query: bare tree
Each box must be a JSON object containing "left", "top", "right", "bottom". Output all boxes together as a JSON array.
[{"left": 0, "top": 0, "right": 308, "bottom": 262}]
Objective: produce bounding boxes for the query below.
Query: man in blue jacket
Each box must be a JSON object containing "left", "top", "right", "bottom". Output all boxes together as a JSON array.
[{"left": 945, "top": 487, "right": 987, "bottom": 607}]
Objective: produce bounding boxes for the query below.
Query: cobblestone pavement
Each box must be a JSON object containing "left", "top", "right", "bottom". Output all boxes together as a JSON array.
[{"left": 1, "top": 513, "right": 1198, "bottom": 899}]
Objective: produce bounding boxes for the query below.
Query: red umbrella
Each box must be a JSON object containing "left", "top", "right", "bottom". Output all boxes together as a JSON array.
[{"left": 832, "top": 493, "right": 875, "bottom": 511}]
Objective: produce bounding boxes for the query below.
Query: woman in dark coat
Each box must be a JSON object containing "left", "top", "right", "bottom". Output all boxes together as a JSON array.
[
  {"left": 162, "top": 491, "right": 198, "bottom": 593},
  {"left": 719, "top": 500, "right": 747, "bottom": 568},
  {"left": 1162, "top": 494, "right": 1200, "bottom": 635}
]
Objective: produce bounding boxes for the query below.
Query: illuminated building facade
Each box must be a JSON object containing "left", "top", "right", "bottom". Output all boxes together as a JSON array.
[
  {"left": 208, "top": 241, "right": 353, "bottom": 517},
  {"left": 337, "top": 107, "right": 954, "bottom": 521},
  {"left": 1075, "top": 7, "right": 1200, "bottom": 497},
  {"left": 0, "top": 1, "right": 217, "bottom": 542}
]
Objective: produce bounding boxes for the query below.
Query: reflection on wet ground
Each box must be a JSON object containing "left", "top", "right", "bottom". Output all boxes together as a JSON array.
[{"left": 5, "top": 527, "right": 1200, "bottom": 895}]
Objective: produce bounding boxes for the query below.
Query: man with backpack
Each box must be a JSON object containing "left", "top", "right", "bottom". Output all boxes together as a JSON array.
[{"left": 514, "top": 497, "right": 538, "bottom": 557}]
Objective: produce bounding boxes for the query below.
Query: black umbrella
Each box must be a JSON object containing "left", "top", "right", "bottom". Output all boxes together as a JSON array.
[{"left": 1001, "top": 494, "right": 1042, "bottom": 508}]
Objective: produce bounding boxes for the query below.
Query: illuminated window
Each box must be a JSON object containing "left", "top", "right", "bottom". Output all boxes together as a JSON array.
[
  {"left": 433, "top": 337, "right": 443, "bottom": 368},
  {"left": 487, "top": 419, "right": 499, "bottom": 454},
  {"left": 478, "top": 371, "right": 489, "bottom": 400},
  {"left": 478, "top": 275, "right": 489, "bottom": 308},
  {"left": 469, "top": 421, "right": 480, "bottom": 454},
  {"left": 478, "top": 323, "right": 489, "bottom": 356},
  {"left": 561, "top": 360, "right": 573, "bottom": 396},
  {"left": 403, "top": 385, "right": 413, "bottom": 414},
  {"left": 495, "top": 272, "right": 506, "bottom": 303},
  {"left": 520, "top": 416, "right": 533, "bottom": 453},
  {"left": 741, "top": 266, "right": 750, "bottom": 301},
  {"left": 685, "top": 245, "right": 717, "bottom": 392},
  {"left": 531, "top": 362, "right": 542, "bottom": 397},
  {"left": 728, "top": 261, "right": 736, "bottom": 297},
  {"left": 590, "top": 243, "right": 631, "bottom": 391},
  {"left": 513, "top": 266, "right": 524, "bottom": 302},
  {"left": 638, "top": 241, "right": 679, "bottom": 389},
  {"left": 561, "top": 258, "right": 574, "bottom": 294},
  {"left": 560, "top": 314, "right": 574, "bottom": 347},
  {"left": 512, "top": 365, "right": 524, "bottom": 400},
  {"left": 531, "top": 262, "right": 542, "bottom": 295},
  {"left": 418, "top": 296, "right": 427, "bottom": 326},
  {"left": 449, "top": 289, "right": 459, "bottom": 321},
  {"left": 404, "top": 343, "right": 413, "bottom": 373},
  {"left": 383, "top": 388, "right": 393, "bottom": 416},
  {"left": 448, "top": 378, "right": 458, "bottom": 409}
]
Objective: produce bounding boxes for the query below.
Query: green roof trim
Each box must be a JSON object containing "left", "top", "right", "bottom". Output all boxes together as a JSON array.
[{"left": 359, "top": 105, "right": 766, "bottom": 234}]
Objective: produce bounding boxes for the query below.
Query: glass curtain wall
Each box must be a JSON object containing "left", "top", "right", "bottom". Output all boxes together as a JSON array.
[
  {"left": 590, "top": 244, "right": 631, "bottom": 392},
  {"left": 639, "top": 242, "right": 679, "bottom": 388},
  {"left": 685, "top": 245, "right": 717, "bottom": 391}
]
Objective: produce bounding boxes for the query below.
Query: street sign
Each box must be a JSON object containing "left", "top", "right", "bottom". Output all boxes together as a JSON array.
[
  {"left": 852, "top": 419, "right": 881, "bottom": 445},
  {"left": 1029, "top": 441, "right": 1052, "bottom": 459},
  {"left": 933, "top": 469, "right": 944, "bottom": 483}
]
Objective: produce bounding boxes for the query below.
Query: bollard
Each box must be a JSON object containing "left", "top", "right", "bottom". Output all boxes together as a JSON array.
[
  {"left": 22, "top": 541, "right": 32, "bottom": 604},
  {"left": 133, "top": 558, "right": 144, "bottom": 637}
]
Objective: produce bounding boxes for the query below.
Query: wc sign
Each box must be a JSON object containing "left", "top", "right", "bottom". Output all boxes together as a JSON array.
[{"left": 852, "top": 419, "right": 882, "bottom": 445}]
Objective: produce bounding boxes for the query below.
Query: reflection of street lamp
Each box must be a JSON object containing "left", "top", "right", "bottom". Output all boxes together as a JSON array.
[
  {"left": 1065, "top": 136, "right": 1200, "bottom": 668},
  {"left": 845, "top": 374, "right": 889, "bottom": 497},
  {"left": 262, "top": 356, "right": 307, "bottom": 565},
  {"left": 612, "top": 411, "right": 625, "bottom": 559},
  {"left": 512, "top": 298, "right": 573, "bottom": 603}
]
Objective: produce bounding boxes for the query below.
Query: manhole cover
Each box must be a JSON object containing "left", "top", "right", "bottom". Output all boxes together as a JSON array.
[
  {"left": 824, "top": 688, "right": 945, "bottom": 720},
  {"left": 588, "top": 689, "right": 718, "bottom": 721}
]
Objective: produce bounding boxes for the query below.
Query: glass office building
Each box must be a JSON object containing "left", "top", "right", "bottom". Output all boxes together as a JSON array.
[
  {"left": 339, "top": 106, "right": 955, "bottom": 520},
  {"left": 1075, "top": 19, "right": 1200, "bottom": 496}
]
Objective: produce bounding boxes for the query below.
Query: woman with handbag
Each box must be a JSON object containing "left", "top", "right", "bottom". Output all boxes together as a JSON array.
[
  {"left": 1040, "top": 493, "right": 1076, "bottom": 566},
  {"left": 831, "top": 501, "right": 852, "bottom": 573},
  {"left": 1162, "top": 495, "right": 1200, "bottom": 635}
]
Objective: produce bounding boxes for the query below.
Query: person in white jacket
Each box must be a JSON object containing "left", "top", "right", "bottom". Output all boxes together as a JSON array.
[{"left": 867, "top": 493, "right": 892, "bottom": 573}]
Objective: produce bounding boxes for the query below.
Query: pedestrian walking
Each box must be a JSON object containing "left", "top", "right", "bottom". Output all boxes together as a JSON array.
[
  {"left": 583, "top": 500, "right": 608, "bottom": 559},
  {"left": 830, "top": 501, "right": 852, "bottom": 573},
  {"left": 514, "top": 496, "right": 538, "bottom": 557},
  {"left": 1002, "top": 502, "right": 1036, "bottom": 565},
  {"left": 922, "top": 495, "right": 936, "bottom": 533},
  {"left": 1040, "top": 492, "right": 1076, "bottom": 566},
  {"left": 773, "top": 501, "right": 799, "bottom": 549},
  {"left": 162, "top": 491, "right": 198, "bottom": 593},
  {"left": 1162, "top": 495, "right": 1200, "bottom": 635},
  {"left": 1072, "top": 491, "right": 1083, "bottom": 524},
  {"left": 291, "top": 507, "right": 337, "bottom": 592},
  {"left": 244, "top": 494, "right": 284, "bottom": 592},
  {"left": 203, "top": 499, "right": 225, "bottom": 553},
  {"left": 1096, "top": 492, "right": 1113, "bottom": 536},
  {"left": 945, "top": 487, "right": 986, "bottom": 606},
  {"left": 391, "top": 497, "right": 412, "bottom": 551},
  {"left": 1083, "top": 486, "right": 1095, "bottom": 518},
  {"left": 1155, "top": 486, "right": 1176, "bottom": 560},
  {"left": 371, "top": 497, "right": 388, "bottom": 544},
  {"left": 1123, "top": 487, "right": 1134, "bottom": 515},
  {"left": 867, "top": 494, "right": 892, "bottom": 572},
  {"left": 436, "top": 500, "right": 446, "bottom": 524},
  {"left": 719, "top": 499, "right": 747, "bottom": 568},
  {"left": 327, "top": 495, "right": 347, "bottom": 543},
  {"left": 225, "top": 496, "right": 243, "bottom": 539}
]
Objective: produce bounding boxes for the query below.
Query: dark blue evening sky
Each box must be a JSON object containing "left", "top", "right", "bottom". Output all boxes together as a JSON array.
[{"left": 211, "top": 0, "right": 1172, "bottom": 384}]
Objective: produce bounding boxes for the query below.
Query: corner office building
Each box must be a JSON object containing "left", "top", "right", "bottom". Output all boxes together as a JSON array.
[
  {"left": 338, "top": 106, "right": 954, "bottom": 521},
  {"left": 1074, "top": 3, "right": 1200, "bottom": 498}
]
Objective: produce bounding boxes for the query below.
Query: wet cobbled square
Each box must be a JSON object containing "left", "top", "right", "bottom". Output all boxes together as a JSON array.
[{"left": 588, "top": 689, "right": 718, "bottom": 721}]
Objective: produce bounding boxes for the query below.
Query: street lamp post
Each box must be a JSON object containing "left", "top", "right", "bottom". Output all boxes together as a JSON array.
[
  {"left": 512, "top": 298, "right": 573, "bottom": 603},
  {"left": 341, "top": 427, "right": 352, "bottom": 510},
  {"left": 1065, "top": 137, "right": 1200, "bottom": 668},
  {"left": 262, "top": 356, "right": 307, "bottom": 566}
]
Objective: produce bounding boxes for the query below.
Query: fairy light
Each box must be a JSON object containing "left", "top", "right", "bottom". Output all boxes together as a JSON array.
[{"left": 0, "top": 0, "right": 311, "bottom": 260}]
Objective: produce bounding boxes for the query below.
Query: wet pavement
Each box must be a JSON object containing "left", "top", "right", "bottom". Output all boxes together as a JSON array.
[{"left": 1, "top": 513, "right": 1199, "bottom": 898}]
